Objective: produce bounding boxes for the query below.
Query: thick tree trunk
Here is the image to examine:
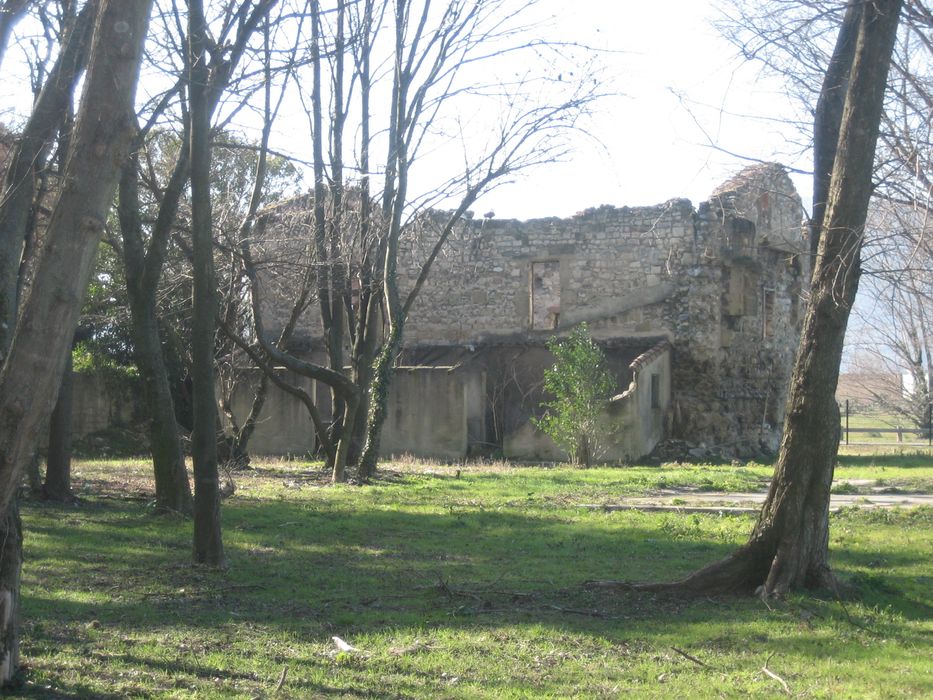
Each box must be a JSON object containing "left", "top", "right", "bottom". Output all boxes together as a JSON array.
[
  {"left": 188, "top": 0, "right": 224, "bottom": 566},
  {"left": 0, "top": 0, "right": 96, "bottom": 356},
  {"left": 0, "top": 0, "right": 31, "bottom": 79},
  {"left": 119, "top": 160, "right": 193, "bottom": 514},
  {"left": 0, "top": 0, "right": 152, "bottom": 684},
  {"left": 0, "top": 499, "right": 21, "bottom": 684},
  {"left": 43, "top": 351, "right": 74, "bottom": 502},
  {"left": 647, "top": 0, "right": 903, "bottom": 597}
]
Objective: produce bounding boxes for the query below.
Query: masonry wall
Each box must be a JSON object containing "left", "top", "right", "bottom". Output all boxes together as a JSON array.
[
  {"left": 398, "top": 199, "right": 697, "bottom": 345},
  {"left": 255, "top": 163, "right": 807, "bottom": 459},
  {"left": 398, "top": 163, "right": 807, "bottom": 456}
]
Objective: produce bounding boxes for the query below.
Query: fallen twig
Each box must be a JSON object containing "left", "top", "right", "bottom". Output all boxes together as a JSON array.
[
  {"left": 828, "top": 576, "right": 869, "bottom": 631},
  {"left": 273, "top": 665, "right": 288, "bottom": 693},
  {"left": 582, "top": 579, "right": 637, "bottom": 591},
  {"left": 671, "top": 646, "right": 709, "bottom": 668},
  {"left": 762, "top": 653, "right": 790, "bottom": 695}
]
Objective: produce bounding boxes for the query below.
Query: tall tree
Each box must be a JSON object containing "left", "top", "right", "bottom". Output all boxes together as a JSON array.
[
  {"left": 117, "top": 0, "right": 279, "bottom": 514},
  {"left": 188, "top": 0, "right": 224, "bottom": 566},
  {"left": 637, "top": 0, "right": 904, "bottom": 596},
  {"left": 0, "top": 0, "right": 97, "bottom": 357},
  {"left": 235, "top": 0, "right": 602, "bottom": 482},
  {"left": 119, "top": 148, "right": 194, "bottom": 514},
  {"left": 0, "top": 0, "right": 153, "bottom": 683}
]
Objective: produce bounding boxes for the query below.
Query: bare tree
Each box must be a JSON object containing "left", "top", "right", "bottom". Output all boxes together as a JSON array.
[
  {"left": 235, "top": 0, "right": 602, "bottom": 481},
  {"left": 846, "top": 204, "right": 933, "bottom": 432},
  {"left": 0, "top": 0, "right": 97, "bottom": 358},
  {"left": 113, "top": 0, "right": 280, "bottom": 515}
]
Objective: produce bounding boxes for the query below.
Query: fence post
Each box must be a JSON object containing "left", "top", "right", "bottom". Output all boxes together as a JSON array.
[
  {"left": 845, "top": 399, "right": 849, "bottom": 445},
  {"left": 897, "top": 425, "right": 903, "bottom": 443}
]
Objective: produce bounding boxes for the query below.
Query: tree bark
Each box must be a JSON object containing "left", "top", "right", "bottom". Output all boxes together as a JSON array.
[
  {"left": 651, "top": 0, "right": 903, "bottom": 597},
  {"left": 0, "top": 0, "right": 96, "bottom": 357},
  {"left": 43, "top": 350, "right": 74, "bottom": 502},
  {"left": 188, "top": 0, "right": 224, "bottom": 566},
  {"left": 0, "top": 499, "right": 21, "bottom": 685},
  {"left": 0, "top": 0, "right": 151, "bottom": 684},
  {"left": 810, "top": 2, "right": 862, "bottom": 258},
  {"left": 118, "top": 158, "right": 193, "bottom": 514},
  {"left": 0, "top": 0, "right": 31, "bottom": 74}
]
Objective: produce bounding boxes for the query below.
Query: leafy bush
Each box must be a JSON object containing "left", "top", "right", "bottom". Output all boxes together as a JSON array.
[{"left": 533, "top": 324, "right": 616, "bottom": 467}]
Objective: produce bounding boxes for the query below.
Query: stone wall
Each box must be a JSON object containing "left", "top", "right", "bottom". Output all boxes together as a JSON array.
[
  {"left": 254, "top": 163, "right": 807, "bottom": 459},
  {"left": 397, "top": 163, "right": 806, "bottom": 455},
  {"left": 397, "top": 198, "right": 697, "bottom": 345}
]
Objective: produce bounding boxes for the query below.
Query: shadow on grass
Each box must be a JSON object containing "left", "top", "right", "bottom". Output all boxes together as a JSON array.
[
  {"left": 15, "top": 487, "right": 932, "bottom": 698},
  {"left": 20, "top": 497, "right": 739, "bottom": 626}
]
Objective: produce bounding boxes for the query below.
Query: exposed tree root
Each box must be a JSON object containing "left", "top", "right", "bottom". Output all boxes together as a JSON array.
[{"left": 588, "top": 535, "right": 840, "bottom": 600}]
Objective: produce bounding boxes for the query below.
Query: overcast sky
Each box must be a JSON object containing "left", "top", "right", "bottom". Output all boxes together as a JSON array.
[
  {"left": 469, "top": 0, "right": 813, "bottom": 220},
  {"left": 0, "top": 0, "right": 813, "bottom": 219}
]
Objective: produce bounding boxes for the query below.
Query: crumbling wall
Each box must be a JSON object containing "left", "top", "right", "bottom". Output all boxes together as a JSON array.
[
  {"left": 670, "top": 163, "right": 807, "bottom": 456},
  {"left": 399, "top": 163, "right": 806, "bottom": 457},
  {"left": 398, "top": 199, "right": 697, "bottom": 345},
  {"left": 253, "top": 163, "right": 807, "bottom": 459}
]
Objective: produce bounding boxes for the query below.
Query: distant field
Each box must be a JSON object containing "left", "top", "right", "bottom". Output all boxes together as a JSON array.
[
  {"left": 840, "top": 410, "right": 932, "bottom": 445},
  {"left": 9, "top": 458, "right": 932, "bottom": 698}
]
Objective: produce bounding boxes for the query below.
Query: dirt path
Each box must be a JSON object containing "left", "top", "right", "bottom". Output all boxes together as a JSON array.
[{"left": 585, "top": 484, "right": 933, "bottom": 514}]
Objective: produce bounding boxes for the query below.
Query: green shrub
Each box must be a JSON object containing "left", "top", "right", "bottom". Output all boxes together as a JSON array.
[{"left": 533, "top": 324, "right": 616, "bottom": 467}]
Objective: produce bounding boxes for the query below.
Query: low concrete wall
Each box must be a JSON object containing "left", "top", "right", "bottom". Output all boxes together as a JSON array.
[
  {"left": 72, "top": 372, "right": 137, "bottom": 439},
  {"left": 380, "top": 367, "right": 483, "bottom": 461},
  {"left": 225, "top": 366, "right": 482, "bottom": 460},
  {"left": 605, "top": 341, "right": 671, "bottom": 460},
  {"left": 504, "top": 341, "right": 671, "bottom": 463},
  {"left": 224, "top": 369, "right": 317, "bottom": 456}
]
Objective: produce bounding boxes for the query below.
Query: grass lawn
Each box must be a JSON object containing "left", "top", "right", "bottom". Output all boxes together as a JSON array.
[
  {"left": 9, "top": 458, "right": 933, "bottom": 698},
  {"left": 839, "top": 410, "right": 932, "bottom": 446}
]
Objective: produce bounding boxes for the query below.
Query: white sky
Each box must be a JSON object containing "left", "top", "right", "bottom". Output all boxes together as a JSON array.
[
  {"left": 0, "top": 0, "right": 814, "bottom": 219},
  {"left": 471, "top": 0, "right": 813, "bottom": 220}
]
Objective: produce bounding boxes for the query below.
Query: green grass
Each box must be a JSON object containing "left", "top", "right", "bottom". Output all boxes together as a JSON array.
[
  {"left": 840, "top": 410, "right": 931, "bottom": 445},
  {"left": 9, "top": 459, "right": 933, "bottom": 698}
]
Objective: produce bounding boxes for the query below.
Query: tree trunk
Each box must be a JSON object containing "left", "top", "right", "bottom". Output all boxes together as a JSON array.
[
  {"left": 119, "top": 159, "right": 193, "bottom": 514},
  {"left": 648, "top": 0, "right": 903, "bottom": 597},
  {"left": 229, "top": 372, "right": 268, "bottom": 468},
  {"left": 358, "top": 325, "right": 401, "bottom": 480},
  {"left": 810, "top": 2, "right": 861, "bottom": 258},
  {"left": 0, "top": 499, "right": 21, "bottom": 685},
  {"left": 0, "top": 0, "right": 96, "bottom": 356},
  {"left": 0, "top": 0, "right": 152, "bottom": 684},
  {"left": 188, "top": 0, "right": 224, "bottom": 566},
  {"left": 43, "top": 351, "right": 74, "bottom": 502},
  {"left": 24, "top": 453, "right": 40, "bottom": 494}
]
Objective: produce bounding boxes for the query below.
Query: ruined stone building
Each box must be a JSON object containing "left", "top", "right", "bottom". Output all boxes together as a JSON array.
[{"left": 234, "top": 163, "right": 808, "bottom": 462}]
